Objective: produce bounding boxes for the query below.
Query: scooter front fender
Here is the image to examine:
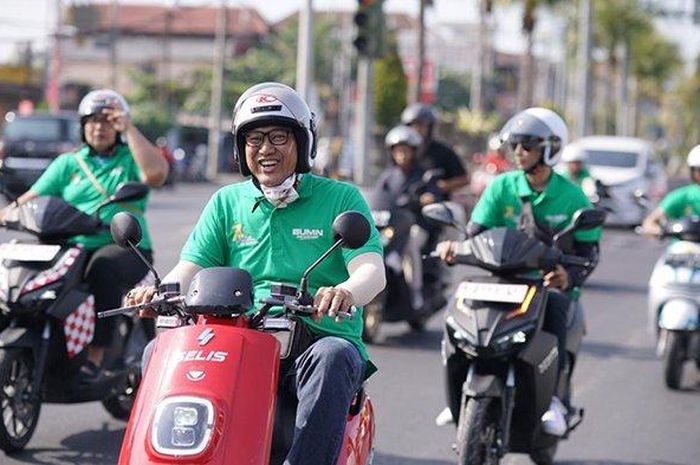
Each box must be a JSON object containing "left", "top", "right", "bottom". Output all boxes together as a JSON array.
[
  {"left": 337, "top": 396, "right": 376, "bottom": 465},
  {"left": 463, "top": 373, "right": 504, "bottom": 398},
  {"left": 118, "top": 323, "right": 280, "bottom": 465},
  {"left": 658, "top": 299, "right": 699, "bottom": 331}
]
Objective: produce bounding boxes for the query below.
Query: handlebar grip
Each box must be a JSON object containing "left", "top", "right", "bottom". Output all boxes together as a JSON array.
[{"left": 561, "top": 254, "right": 590, "bottom": 267}]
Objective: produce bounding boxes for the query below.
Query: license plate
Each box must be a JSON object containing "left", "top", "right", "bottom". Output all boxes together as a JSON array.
[
  {"left": 456, "top": 281, "right": 529, "bottom": 304},
  {"left": 0, "top": 243, "right": 61, "bottom": 262}
]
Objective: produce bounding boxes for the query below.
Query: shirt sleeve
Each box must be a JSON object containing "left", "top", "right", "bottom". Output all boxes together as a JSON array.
[
  {"left": 571, "top": 187, "right": 602, "bottom": 242},
  {"left": 659, "top": 188, "right": 685, "bottom": 219},
  {"left": 180, "top": 190, "right": 229, "bottom": 268},
  {"left": 29, "top": 153, "right": 70, "bottom": 197},
  {"left": 441, "top": 147, "right": 467, "bottom": 178},
  {"left": 470, "top": 177, "right": 502, "bottom": 228},
  {"left": 340, "top": 185, "right": 384, "bottom": 264}
]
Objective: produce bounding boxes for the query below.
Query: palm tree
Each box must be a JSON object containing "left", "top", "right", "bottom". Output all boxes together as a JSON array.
[
  {"left": 594, "top": 0, "right": 651, "bottom": 134},
  {"left": 514, "top": 0, "right": 565, "bottom": 108}
]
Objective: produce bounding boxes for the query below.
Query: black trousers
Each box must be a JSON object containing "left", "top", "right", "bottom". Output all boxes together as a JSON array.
[
  {"left": 84, "top": 244, "right": 153, "bottom": 347},
  {"left": 543, "top": 290, "right": 569, "bottom": 383}
]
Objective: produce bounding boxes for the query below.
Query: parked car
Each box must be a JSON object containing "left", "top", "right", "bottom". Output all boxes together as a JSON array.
[
  {"left": 0, "top": 111, "right": 81, "bottom": 199},
  {"left": 566, "top": 136, "right": 667, "bottom": 227}
]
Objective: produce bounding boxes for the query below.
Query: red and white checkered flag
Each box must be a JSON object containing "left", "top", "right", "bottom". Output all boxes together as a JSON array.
[{"left": 64, "top": 295, "right": 95, "bottom": 358}]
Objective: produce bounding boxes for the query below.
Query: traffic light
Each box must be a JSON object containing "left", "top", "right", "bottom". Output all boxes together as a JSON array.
[{"left": 353, "top": 0, "right": 385, "bottom": 57}]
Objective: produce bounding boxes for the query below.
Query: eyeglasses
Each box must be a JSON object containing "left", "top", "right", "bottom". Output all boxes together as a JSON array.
[
  {"left": 244, "top": 129, "right": 291, "bottom": 147},
  {"left": 506, "top": 135, "right": 544, "bottom": 152}
]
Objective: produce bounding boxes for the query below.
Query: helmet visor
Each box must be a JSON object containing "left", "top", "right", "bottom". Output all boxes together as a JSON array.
[{"left": 505, "top": 134, "right": 545, "bottom": 152}]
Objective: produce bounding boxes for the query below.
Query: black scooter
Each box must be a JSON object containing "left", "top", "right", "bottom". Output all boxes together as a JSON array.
[
  {"left": 424, "top": 204, "right": 605, "bottom": 465},
  {"left": 363, "top": 169, "right": 448, "bottom": 342},
  {"left": 0, "top": 183, "right": 154, "bottom": 453}
]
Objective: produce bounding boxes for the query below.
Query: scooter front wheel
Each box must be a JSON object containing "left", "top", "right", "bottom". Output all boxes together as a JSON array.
[
  {"left": 664, "top": 332, "right": 686, "bottom": 390},
  {"left": 0, "top": 348, "right": 41, "bottom": 453},
  {"left": 362, "top": 299, "right": 383, "bottom": 344},
  {"left": 456, "top": 397, "right": 501, "bottom": 465}
]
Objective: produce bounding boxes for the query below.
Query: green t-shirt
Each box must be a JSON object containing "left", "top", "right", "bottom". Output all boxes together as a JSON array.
[
  {"left": 659, "top": 184, "right": 700, "bottom": 220},
  {"left": 30, "top": 145, "right": 153, "bottom": 251},
  {"left": 471, "top": 170, "right": 602, "bottom": 242},
  {"left": 180, "top": 174, "right": 384, "bottom": 377},
  {"left": 562, "top": 166, "right": 592, "bottom": 186}
]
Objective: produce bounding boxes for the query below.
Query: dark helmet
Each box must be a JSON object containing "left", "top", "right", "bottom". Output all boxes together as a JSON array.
[
  {"left": 499, "top": 107, "right": 568, "bottom": 167},
  {"left": 78, "top": 89, "right": 130, "bottom": 144},
  {"left": 231, "top": 82, "right": 317, "bottom": 177},
  {"left": 400, "top": 103, "right": 439, "bottom": 127}
]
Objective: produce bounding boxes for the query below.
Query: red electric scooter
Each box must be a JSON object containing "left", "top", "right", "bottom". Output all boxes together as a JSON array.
[{"left": 100, "top": 211, "right": 376, "bottom": 465}]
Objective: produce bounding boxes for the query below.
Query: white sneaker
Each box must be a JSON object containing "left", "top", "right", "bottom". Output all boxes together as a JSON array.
[
  {"left": 541, "top": 396, "right": 568, "bottom": 437},
  {"left": 435, "top": 407, "right": 454, "bottom": 426}
]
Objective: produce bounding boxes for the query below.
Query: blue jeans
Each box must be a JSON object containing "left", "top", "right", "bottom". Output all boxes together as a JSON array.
[
  {"left": 141, "top": 336, "right": 365, "bottom": 465},
  {"left": 284, "top": 336, "right": 365, "bottom": 465}
]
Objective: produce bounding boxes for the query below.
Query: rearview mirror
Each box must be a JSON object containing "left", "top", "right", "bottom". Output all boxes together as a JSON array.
[
  {"left": 571, "top": 208, "right": 607, "bottom": 230},
  {"left": 110, "top": 212, "right": 143, "bottom": 248},
  {"left": 421, "top": 203, "right": 455, "bottom": 227},
  {"left": 111, "top": 182, "right": 149, "bottom": 204},
  {"left": 332, "top": 211, "right": 370, "bottom": 249}
]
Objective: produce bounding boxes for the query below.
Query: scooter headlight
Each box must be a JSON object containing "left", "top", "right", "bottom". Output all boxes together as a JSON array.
[{"left": 152, "top": 396, "right": 214, "bottom": 457}]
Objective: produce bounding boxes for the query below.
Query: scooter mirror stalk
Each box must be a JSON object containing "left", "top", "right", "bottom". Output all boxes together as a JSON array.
[
  {"left": 297, "top": 211, "right": 371, "bottom": 304},
  {"left": 110, "top": 212, "right": 162, "bottom": 288}
]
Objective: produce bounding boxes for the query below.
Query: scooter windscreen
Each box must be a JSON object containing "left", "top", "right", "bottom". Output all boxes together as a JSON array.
[
  {"left": 185, "top": 267, "right": 254, "bottom": 315},
  {"left": 9, "top": 196, "right": 104, "bottom": 240},
  {"left": 469, "top": 228, "right": 551, "bottom": 272}
]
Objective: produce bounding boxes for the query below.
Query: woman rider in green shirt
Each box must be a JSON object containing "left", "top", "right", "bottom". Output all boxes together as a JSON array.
[
  {"left": 0, "top": 89, "right": 169, "bottom": 382},
  {"left": 126, "top": 82, "right": 386, "bottom": 465}
]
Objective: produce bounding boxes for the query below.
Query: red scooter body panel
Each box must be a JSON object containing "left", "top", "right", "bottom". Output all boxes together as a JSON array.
[
  {"left": 118, "top": 321, "right": 280, "bottom": 464},
  {"left": 336, "top": 398, "right": 376, "bottom": 465}
]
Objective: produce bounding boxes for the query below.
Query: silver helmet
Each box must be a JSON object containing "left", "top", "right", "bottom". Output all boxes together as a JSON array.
[
  {"left": 385, "top": 125, "right": 423, "bottom": 150},
  {"left": 78, "top": 89, "right": 130, "bottom": 118},
  {"left": 231, "top": 82, "right": 317, "bottom": 176},
  {"left": 499, "top": 107, "right": 568, "bottom": 167},
  {"left": 78, "top": 89, "right": 130, "bottom": 144}
]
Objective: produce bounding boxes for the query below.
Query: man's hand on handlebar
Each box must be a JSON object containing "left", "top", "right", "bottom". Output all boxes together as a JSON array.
[
  {"left": 544, "top": 265, "right": 570, "bottom": 291},
  {"left": 313, "top": 287, "right": 355, "bottom": 323},
  {"left": 436, "top": 240, "right": 457, "bottom": 265},
  {"left": 125, "top": 285, "right": 159, "bottom": 318}
]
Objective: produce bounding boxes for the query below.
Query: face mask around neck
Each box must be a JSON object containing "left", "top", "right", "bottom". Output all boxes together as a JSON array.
[{"left": 259, "top": 173, "right": 301, "bottom": 208}]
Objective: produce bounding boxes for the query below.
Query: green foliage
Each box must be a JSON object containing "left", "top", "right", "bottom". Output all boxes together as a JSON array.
[
  {"left": 453, "top": 108, "right": 500, "bottom": 136},
  {"left": 436, "top": 72, "right": 470, "bottom": 112},
  {"left": 632, "top": 31, "right": 682, "bottom": 98},
  {"left": 374, "top": 49, "right": 407, "bottom": 129},
  {"left": 662, "top": 62, "right": 700, "bottom": 159}
]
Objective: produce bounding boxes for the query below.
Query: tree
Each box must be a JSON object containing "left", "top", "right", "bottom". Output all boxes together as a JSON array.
[
  {"left": 374, "top": 46, "right": 407, "bottom": 129},
  {"left": 511, "top": 0, "right": 566, "bottom": 108},
  {"left": 661, "top": 56, "right": 700, "bottom": 167},
  {"left": 594, "top": 0, "right": 652, "bottom": 134},
  {"left": 436, "top": 72, "right": 470, "bottom": 112}
]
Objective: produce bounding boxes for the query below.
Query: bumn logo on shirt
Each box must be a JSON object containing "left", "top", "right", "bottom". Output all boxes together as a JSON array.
[{"left": 292, "top": 228, "right": 324, "bottom": 240}]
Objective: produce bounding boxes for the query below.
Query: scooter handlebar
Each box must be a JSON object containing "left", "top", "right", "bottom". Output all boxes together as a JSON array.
[{"left": 97, "top": 295, "right": 185, "bottom": 319}]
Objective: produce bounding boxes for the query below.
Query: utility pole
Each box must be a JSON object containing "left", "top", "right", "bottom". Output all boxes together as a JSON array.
[
  {"left": 296, "top": 0, "right": 313, "bottom": 100},
  {"left": 46, "top": 0, "right": 64, "bottom": 112},
  {"left": 162, "top": 1, "right": 176, "bottom": 108},
  {"left": 576, "top": 0, "right": 593, "bottom": 138},
  {"left": 354, "top": 57, "right": 373, "bottom": 185},
  {"left": 470, "top": 0, "right": 488, "bottom": 112},
  {"left": 207, "top": 0, "right": 227, "bottom": 181},
  {"left": 414, "top": 0, "right": 427, "bottom": 103},
  {"left": 109, "top": 0, "right": 119, "bottom": 89}
]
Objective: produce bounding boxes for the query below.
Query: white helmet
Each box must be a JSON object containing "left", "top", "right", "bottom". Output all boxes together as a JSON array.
[
  {"left": 78, "top": 89, "right": 130, "bottom": 144},
  {"left": 499, "top": 107, "right": 568, "bottom": 167},
  {"left": 385, "top": 125, "right": 422, "bottom": 150},
  {"left": 231, "top": 82, "right": 317, "bottom": 176},
  {"left": 687, "top": 144, "right": 700, "bottom": 168},
  {"left": 561, "top": 144, "right": 587, "bottom": 163},
  {"left": 78, "top": 89, "right": 130, "bottom": 118}
]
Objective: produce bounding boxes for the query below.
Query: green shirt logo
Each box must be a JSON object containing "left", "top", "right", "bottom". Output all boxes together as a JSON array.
[{"left": 292, "top": 228, "right": 325, "bottom": 240}]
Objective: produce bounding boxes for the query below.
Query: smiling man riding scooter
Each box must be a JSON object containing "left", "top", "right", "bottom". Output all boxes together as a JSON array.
[{"left": 127, "top": 82, "right": 386, "bottom": 465}]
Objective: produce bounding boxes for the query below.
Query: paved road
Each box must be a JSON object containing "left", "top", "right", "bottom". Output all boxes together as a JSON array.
[{"left": 2, "top": 182, "right": 700, "bottom": 465}]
